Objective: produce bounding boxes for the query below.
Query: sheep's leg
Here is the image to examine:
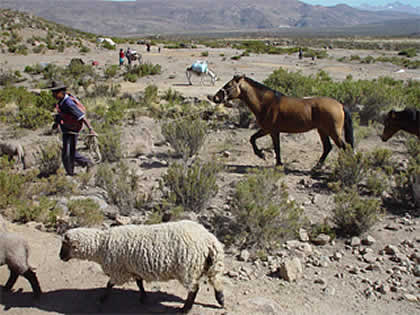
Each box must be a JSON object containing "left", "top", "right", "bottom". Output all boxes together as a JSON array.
[
  {"left": 99, "top": 281, "right": 114, "bottom": 303},
  {"left": 215, "top": 290, "right": 224, "bottom": 307},
  {"left": 136, "top": 279, "right": 147, "bottom": 303},
  {"left": 209, "top": 276, "right": 224, "bottom": 307},
  {"left": 180, "top": 285, "right": 199, "bottom": 313},
  {"left": 23, "top": 270, "right": 42, "bottom": 299},
  {"left": 4, "top": 269, "right": 19, "bottom": 291},
  {"left": 22, "top": 269, "right": 42, "bottom": 299}
]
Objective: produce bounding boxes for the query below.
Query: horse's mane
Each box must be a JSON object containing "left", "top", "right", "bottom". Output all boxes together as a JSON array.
[
  {"left": 243, "top": 76, "right": 284, "bottom": 98},
  {"left": 396, "top": 108, "right": 419, "bottom": 121}
]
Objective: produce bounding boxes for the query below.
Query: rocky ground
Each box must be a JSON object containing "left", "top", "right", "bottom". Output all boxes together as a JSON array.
[{"left": 0, "top": 41, "right": 419, "bottom": 314}]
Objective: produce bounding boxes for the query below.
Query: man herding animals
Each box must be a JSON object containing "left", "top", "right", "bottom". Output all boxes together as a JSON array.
[{"left": 51, "top": 81, "right": 96, "bottom": 176}]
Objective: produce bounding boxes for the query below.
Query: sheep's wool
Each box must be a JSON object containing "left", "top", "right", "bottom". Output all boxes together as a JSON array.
[
  {"left": 65, "top": 220, "right": 224, "bottom": 289},
  {"left": 0, "top": 233, "right": 30, "bottom": 274}
]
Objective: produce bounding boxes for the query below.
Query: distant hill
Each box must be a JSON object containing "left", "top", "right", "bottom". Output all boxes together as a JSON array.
[
  {"left": 359, "top": 2, "right": 420, "bottom": 15},
  {"left": 0, "top": 0, "right": 418, "bottom": 36}
]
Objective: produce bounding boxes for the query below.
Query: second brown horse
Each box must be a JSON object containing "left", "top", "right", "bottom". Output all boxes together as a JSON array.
[{"left": 211, "top": 75, "right": 354, "bottom": 168}]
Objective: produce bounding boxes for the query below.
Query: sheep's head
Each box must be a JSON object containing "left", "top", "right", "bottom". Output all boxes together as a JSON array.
[{"left": 59, "top": 233, "right": 80, "bottom": 261}]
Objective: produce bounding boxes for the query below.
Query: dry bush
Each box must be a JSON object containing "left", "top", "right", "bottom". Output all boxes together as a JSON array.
[
  {"left": 229, "top": 168, "right": 305, "bottom": 250},
  {"left": 160, "top": 159, "right": 220, "bottom": 213},
  {"left": 67, "top": 198, "right": 104, "bottom": 227},
  {"left": 333, "top": 187, "right": 382, "bottom": 236},
  {"left": 161, "top": 114, "right": 208, "bottom": 161},
  {"left": 38, "top": 142, "right": 61, "bottom": 178},
  {"left": 95, "top": 162, "right": 141, "bottom": 215}
]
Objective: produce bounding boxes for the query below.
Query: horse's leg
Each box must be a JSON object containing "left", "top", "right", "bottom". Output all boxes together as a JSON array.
[
  {"left": 186, "top": 70, "right": 192, "bottom": 85},
  {"left": 316, "top": 130, "right": 332, "bottom": 167},
  {"left": 250, "top": 129, "right": 269, "bottom": 160},
  {"left": 270, "top": 131, "right": 282, "bottom": 166}
]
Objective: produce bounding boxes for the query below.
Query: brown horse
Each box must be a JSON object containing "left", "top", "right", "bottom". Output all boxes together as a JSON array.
[
  {"left": 381, "top": 108, "right": 420, "bottom": 141},
  {"left": 211, "top": 75, "right": 354, "bottom": 167}
]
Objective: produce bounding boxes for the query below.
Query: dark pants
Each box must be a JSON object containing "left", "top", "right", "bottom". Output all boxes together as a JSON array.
[{"left": 62, "top": 133, "right": 91, "bottom": 176}]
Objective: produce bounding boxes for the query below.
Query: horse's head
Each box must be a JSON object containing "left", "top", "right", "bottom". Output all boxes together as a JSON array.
[
  {"left": 381, "top": 110, "right": 398, "bottom": 142},
  {"left": 212, "top": 75, "right": 244, "bottom": 104}
]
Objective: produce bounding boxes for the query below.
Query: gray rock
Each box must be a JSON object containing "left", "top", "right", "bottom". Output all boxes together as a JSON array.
[
  {"left": 115, "top": 214, "right": 131, "bottom": 225},
  {"left": 376, "top": 283, "right": 390, "bottom": 294},
  {"left": 311, "top": 233, "right": 330, "bottom": 246},
  {"left": 299, "top": 228, "right": 309, "bottom": 242},
  {"left": 403, "top": 294, "right": 419, "bottom": 303},
  {"left": 363, "top": 253, "right": 377, "bottom": 264},
  {"left": 322, "top": 286, "right": 336, "bottom": 296},
  {"left": 314, "top": 278, "right": 326, "bottom": 285},
  {"left": 239, "top": 249, "right": 250, "bottom": 262},
  {"left": 242, "top": 297, "right": 283, "bottom": 314},
  {"left": 384, "top": 244, "right": 399, "bottom": 255},
  {"left": 385, "top": 224, "right": 399, "bottom": 231},
  {"left": 362, "top": 235, "right": 376, "bottom": 246},
  {"left": 413, "top": 264, "right": 420, "bottom": 277},
  {"left": 279, "top": 257, "right": 303, "bottom": 282},
  {"left": 350, "top": 236, "right": 361, "bottom": 247}
]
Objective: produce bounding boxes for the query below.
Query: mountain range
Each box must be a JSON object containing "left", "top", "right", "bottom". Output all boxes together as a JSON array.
[
  {"left": 0, "top": 0, "right": 418, "bottom": 36},
  {"left": 359, "top": 2, "right": 420, "bottom": 15}
]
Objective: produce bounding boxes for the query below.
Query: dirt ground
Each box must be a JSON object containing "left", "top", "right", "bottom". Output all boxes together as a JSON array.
[{"left": 0, "top": 42, "right": 419, "bottom": 314}]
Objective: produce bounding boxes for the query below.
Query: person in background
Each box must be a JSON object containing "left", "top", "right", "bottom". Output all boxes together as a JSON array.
[
  {"left": 119, "top": 48, "right": 125, "bottom": 66},
  {"left": 51, "top": 81, "right": 96, "bottom": 176},
  {"left": 126, "top": 47, "right": 132, "bottom": 66}
]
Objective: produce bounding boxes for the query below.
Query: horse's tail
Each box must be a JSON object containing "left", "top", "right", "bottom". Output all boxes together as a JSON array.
[{"left": 343, "top": 106, "right": 354, "bottom": 148}]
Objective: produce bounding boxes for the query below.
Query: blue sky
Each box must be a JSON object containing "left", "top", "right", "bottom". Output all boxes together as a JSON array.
[{"left": 300, "top": 1, "right": 420, "bottom": 6}]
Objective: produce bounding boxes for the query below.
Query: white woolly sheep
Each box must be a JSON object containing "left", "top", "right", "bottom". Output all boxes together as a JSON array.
[
  {"left": 0, "top": 233, "right": 42, "bottom": 299},
  {"left": 59, "top": 220, "right": 225, "bottom": 313}
]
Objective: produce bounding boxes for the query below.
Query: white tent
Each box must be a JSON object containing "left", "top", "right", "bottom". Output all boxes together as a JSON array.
[{"left": 97, "top": 37, "right": 116, "bottom": 47}]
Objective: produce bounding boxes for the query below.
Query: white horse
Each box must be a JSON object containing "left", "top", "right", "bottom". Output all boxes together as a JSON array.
[{"left": 186, "top": 66, "right": 218, "bottom": 86}]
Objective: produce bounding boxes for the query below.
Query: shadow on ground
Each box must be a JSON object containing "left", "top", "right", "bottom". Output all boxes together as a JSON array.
[{"left": 1, "top": 287, "right": 193, "bottom": 314}]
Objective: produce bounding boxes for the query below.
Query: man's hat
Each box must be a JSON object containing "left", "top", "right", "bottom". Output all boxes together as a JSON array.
[{"left": 50, "top": 81, "right": 67, "bottom": 92}]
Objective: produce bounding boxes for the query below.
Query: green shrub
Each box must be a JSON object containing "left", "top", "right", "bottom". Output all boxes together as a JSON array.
[
  {"left": 102, "top": 41, "right": 116, "bottom": 50},
  {"left": 329, "top": 148, "right": 367, "bottom": 190},
  {"left": 38, "top": 143, "right": 61, "bottom": 178},
  {"left": 0, "top": 69, "right": 20, "bottom": 86},
  {"left": 37, "top": 169, "right": 75, "bottom": 196},
  {"left": 124, "top": 63, "right": 161, "bottom": 82},
  {"left": 0, "top": 162, "right": 27, "bottom": 209},
  {"left": 201, "top": 51, "right": 209, "bottom": 57},
  {"left": 162, "top": 88, "right": 183, "bottom": 103},
  {"left": 80, "top": 45, "right": 90, "bottom": 53},
  {"left": 24, "top": 64, "right": 43, "bottom": 75},
  {"left": 161, "top": 114, "right": 208, "bottom": 161},
  {"left": 309, "top": 219, "right": 336, "bottom": 241},
  {"left": 13, "top": 197, "right": 58, "bottom": 225},
  {"left": 32, "top": 44, "right": 46, "bottom": 54},
  {"left": 104, "top": 64, "right": 119, "bottom": 79},
  {"left": 230, "top": 168, "right": 304, "bottom": 249},
  {"left": 97, "top": 127, "right": 123, "bottom": 162},
  {"left": 398, "top": 48, "right": 417, "bottom": 58},
  {"left": 144, "top": 84, "right": 159, "bottom": 104},
  {"left": 365, "top": 148, "right": 393, "bottom": 172},
  {"left": 95, "top": 162, "right": 140, "bottom": 214},
  {"left": 67, "top": 198, "right": 104, "bottom": 227},
  {"left": 160, "top": 159, "right": 220, "bottom": 213},
  {"left": 333, "top": 187, "right": 382, "bottom": 236},
  {"left": 16, "top": 105, "right": 52, "bottom": 129}
]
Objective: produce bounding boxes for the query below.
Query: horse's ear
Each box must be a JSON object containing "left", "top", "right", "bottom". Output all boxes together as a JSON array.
[
  {"left": 390, "top": 110, "right": 396, "bottom": 119},
  {"left": 233, "top": 74, "right": 241, "bottom": 81}
]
